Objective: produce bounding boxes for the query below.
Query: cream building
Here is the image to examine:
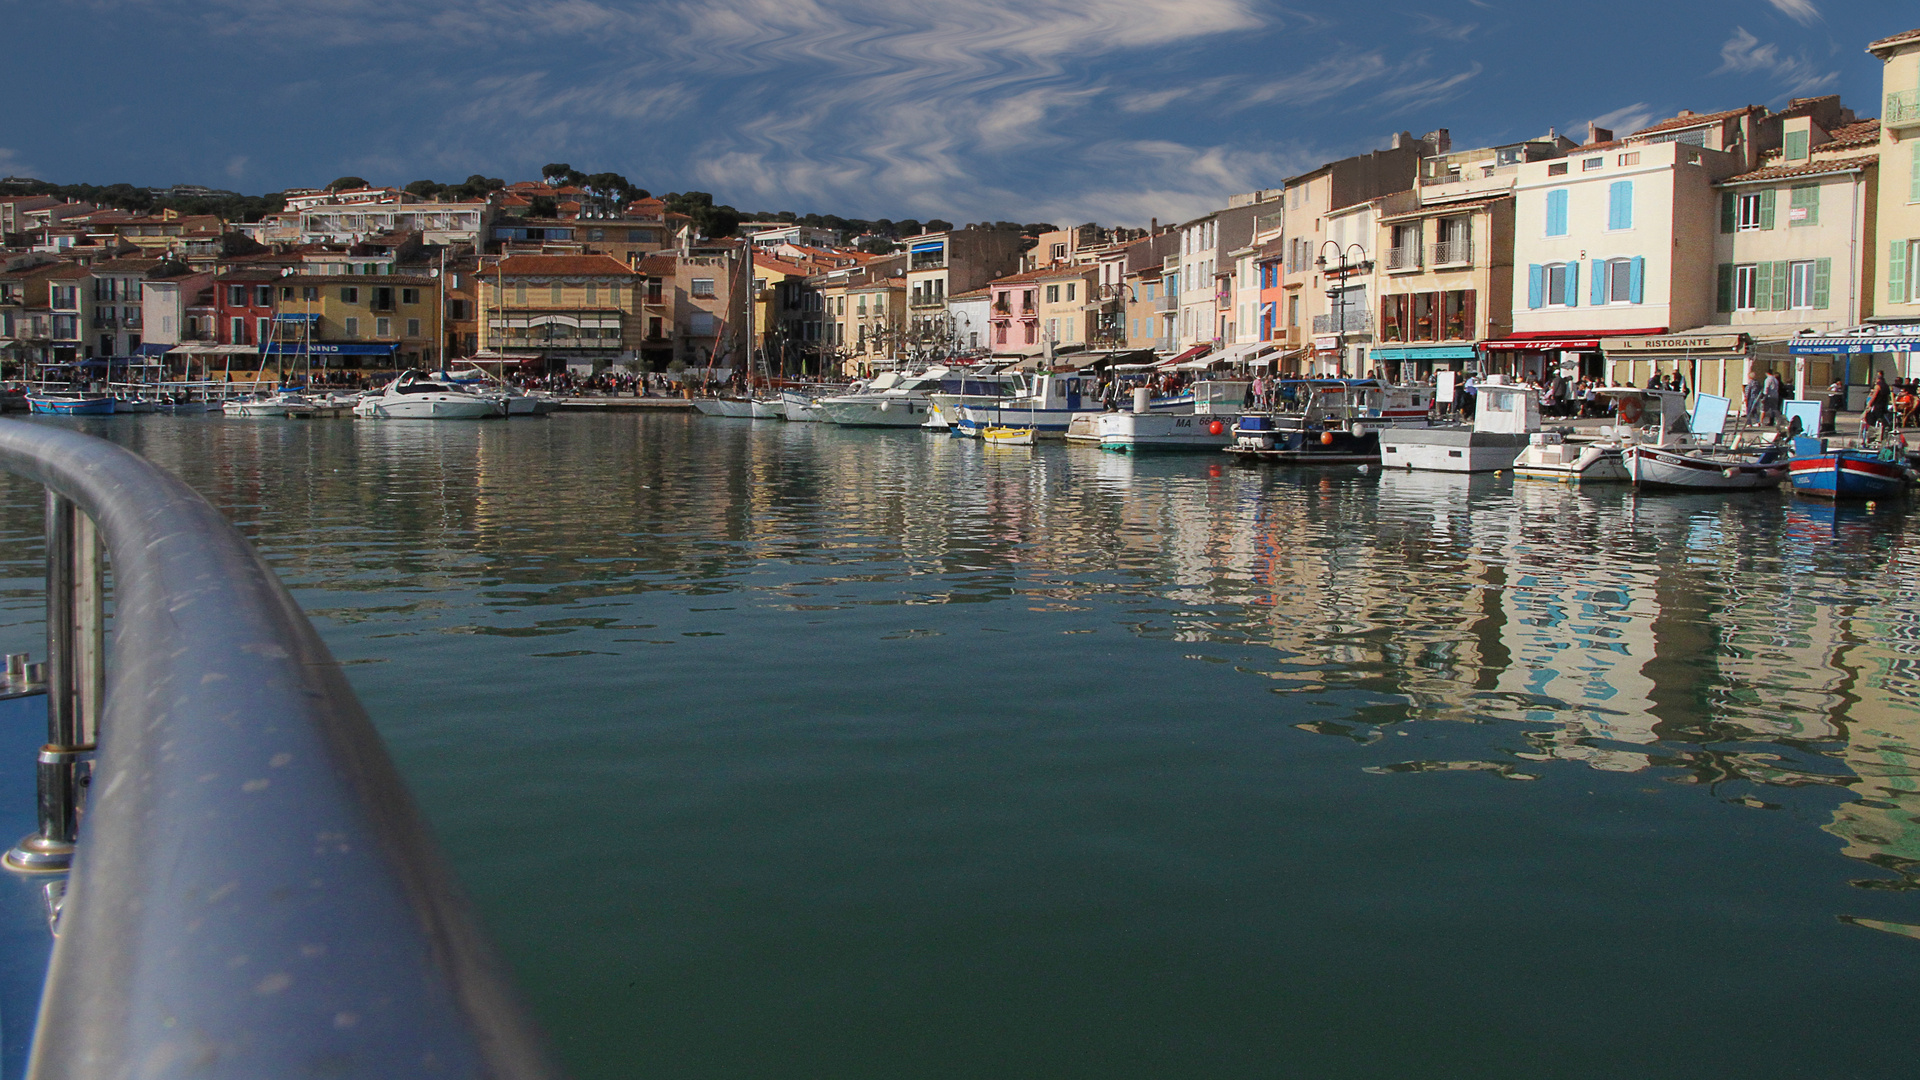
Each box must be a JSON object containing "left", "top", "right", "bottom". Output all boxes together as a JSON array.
[{"left": 1870, "top": 28, "right": 1920, "bottom": 326}]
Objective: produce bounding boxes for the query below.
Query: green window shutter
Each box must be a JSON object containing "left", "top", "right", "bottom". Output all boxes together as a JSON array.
[
  {"left": 1789, "top": 185, "right": 1819, "bottom": 227},
  {"left": 1758, "top": 188, "right": 1776, "bottom": 230},
  {"left": 1892, "top": 241, "right": 1909, "bottom": 303},
  {"left": 1720, "top": 192, "right": 1736, "bottom": 234},
  {"left": 1717, "top": 264, "right": 1734, "bottom": 313},
  {"left": 1772, "top": 261, "right": 1792, "bottom": 310},
  {"left": 1783, "top": 131, "right": 1808, "bottom": 161},
  {"left": 1912, "top": 145, "right": 1920, "bottom": 204},
  {"left": 1812, "top": 258, "right": 1830, "bottom": 309},
  {"left": 1754, "top": 262, "right": 1771, "bottom": 310}
]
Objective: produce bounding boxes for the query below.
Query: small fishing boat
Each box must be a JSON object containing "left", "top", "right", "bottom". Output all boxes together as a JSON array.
[
  {"left": 225, "top": 390, "right": 332, "bottom": 418},
  {"left": 981, "top": 426, "right": 1034, "bottom": 447},
  {"left": 1512, "top": 387, "right": 1688, "bottom": 483},
  {"left": 26, "top": 393, "right": 114, "bottom": 416},
  {"left": 1379, "top": 378, "right": 1531, "bottom": 473},
  {"left": 1226, "top": 379, "right": 1432, "bottom": 465},
  {"left": 1624, "top": 443, "right": 1787, "bottom": 490},
  {"left": 1100, "top": 381, "right": 1248, "bottom": 452},
  {"left": 1786, "top": 436, "right": 1913, "bottom": 499}
]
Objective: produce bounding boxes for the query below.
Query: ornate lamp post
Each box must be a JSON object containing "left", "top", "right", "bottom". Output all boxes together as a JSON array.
[{"left": 1314, "top": 241, "right": 1369, "bottom": 378}]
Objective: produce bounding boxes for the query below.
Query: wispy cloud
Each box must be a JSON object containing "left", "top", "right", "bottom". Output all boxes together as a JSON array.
[
  {"left": 1714, "top": 26, "right": 1838, "bottom": 97},
  {"left": 1764, "top": 0, "right": 1820, "bottom": 27},
  {"left": 1577, "top": 102, "right": 1661, "bottom": 138},
  {"left": 1408, "top": 12, "right": 1479, "bottom": 42}
]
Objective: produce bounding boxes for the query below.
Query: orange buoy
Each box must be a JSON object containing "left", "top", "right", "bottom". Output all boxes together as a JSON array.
[
  {"left": 1209, "top": 420, "right": 1224, "bottom": 435},
  {"left": 1320, "top": 431, "right": 1335, "bottom": 445}
]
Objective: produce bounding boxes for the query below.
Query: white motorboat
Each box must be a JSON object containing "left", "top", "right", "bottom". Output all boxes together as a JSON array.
[
  {"left": 1099, "top": 381, "right": 1249, "bottom": 451},
  {"left": 1512, "top": 388, "right": 1688, "bottom": 483},
  {"left": 816, "top": 370, "right": 947, "bottom": 427},
  {"left": 957, "top": 372, "right": 1185, "bottom": 438},
  {"left": 353, "top": 370, "right": 504, "bottom": 419},
  {"left": 691, "top": 397, "right": 756, "bottom": 418},
  {"left": 440, "top": 368, "right": 556, "bottom": 415},
  {"left": 1380, "top": 377, "right": 1536, "bottom": 473},
  {"left": 225, "top": 390, "right": 341, "bottom": 418},
  {"left": 923, "top": 366, "right": 1027, "bottom": 430}
]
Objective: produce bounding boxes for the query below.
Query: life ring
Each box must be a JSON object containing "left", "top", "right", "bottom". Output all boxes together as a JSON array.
[{"left": 1617, "top": 396, "right": 1645, "bottom": 425}]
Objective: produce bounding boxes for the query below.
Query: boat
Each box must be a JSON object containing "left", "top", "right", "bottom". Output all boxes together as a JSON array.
[
  {"left": 1379, "top": 377, "right": 1536, "bottom": 473},
  {"left": 1511, "top": 387, "right": 1689, "bottom": 483},
  {"left": 1228, "top": 379, "right": 1434, "bottom": 465},
  {"left": 815, "top": 369, "right": 952, "bottom": 427},
  {"left": 25, "top": 393, "right": 114, "bottom": 416},
  {"left": 1624, "top": 442, "right": 1788, "bottom": 490},
  {"left": 1785, "top": 436, "right": 1913, "bottom": 499},
  {"left": 1099, "top": 380, "right": 1249, "bottom": 452},
  {"left": 691, "top": 396, "right": 757, "bottom": 418},
  {"left": 981, "top": 426, "right": 1035, "bottom": 447},
  {"left": 352, "top": 369, "right": 504, "bottom": 419},
  {"left": 439, "top": 367, "right": 557, "bottom": 415},
  {"left": 955, "top": 371, "right": 1177, "bottom": 438},
  {"left": 923, "top": 366, "right": 1028, "bottom": 430}
]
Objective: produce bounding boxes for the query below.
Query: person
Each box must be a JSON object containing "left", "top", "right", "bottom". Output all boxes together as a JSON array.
[
  {"left": 1821, "top": 378, "right": 1845, "bottom": 435},
  {"left": 1668, "top": 370, "right": 1687, "bottom": 398},
  {"left": 1743, "top": 371, "right": 1764, "bottom": 423},
  {"left": 1646, "top": 371, "right": 1661, "bottom": 390},
  {"left": 1461, "top": 373, "right": 1478, "bottom": 419},
  {"left": 1760, "top": 370, "right": 1783, "bottom": 426},
  {"left": 1862, "top": 373, "right": 1893, "bottom": 436},
  {"left": 1897, "top": 380, "right": 1918, "bottom": 430}
]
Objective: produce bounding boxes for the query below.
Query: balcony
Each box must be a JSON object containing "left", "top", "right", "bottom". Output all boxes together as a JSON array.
[
  {"left": 1385, "top": 246, "right": 1421, "bottom": 271},
  {"left": 1311, "top": 310, "right": 1370, "bottom": 334},
  {"left": 909, "top": 294, "right": 945, "bottom": 310},
  {"left": 1156, "top": 292, "right": 1178, "bottom": 314},
  {"left": 1889, "top": 89, "right": 1920, "bottom": 129},
  {"left": 1431, "top": 239, "right": 1472, "bottom": 267}
]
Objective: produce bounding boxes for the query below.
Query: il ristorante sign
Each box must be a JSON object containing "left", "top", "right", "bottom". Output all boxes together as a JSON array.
[{"left": 1603, "top": 334, "right": 1744, "bottom": 353}]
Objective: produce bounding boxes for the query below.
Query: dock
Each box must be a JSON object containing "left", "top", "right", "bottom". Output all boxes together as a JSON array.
[{"left": 551, "top": 397, "right": 696, "bottom": 412}]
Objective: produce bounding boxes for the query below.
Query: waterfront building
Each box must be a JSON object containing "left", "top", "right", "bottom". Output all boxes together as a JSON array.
[
  {"left": 753, "top": 253, "right": 815, "bottom": 369},
  {"left": 1281, "top": 134, "right": 1439, "bottom": 375},
  {"left": 903, "top": 227, "right": 1026, "bottom": 348},
  {"left": 819, "top": 257, "right": 907, "bottom": 376},
  {"left": 1708, "top": 97, "right": 1878, "bottom": 397},
  {"left": 633, "top": 253, "right": 677, "bottom": 371},
  {"left": 1033, "top": 263, "right": 1098, "bottom": 354},
  {"left": 744, "top": 223, "right": 841, "bottom": 249},
  {"left": 442, "top": 255, "right": 481, "bottom": 360},
  {"left": 1504, "top": 106, "right": 1776, "bottom": 391},
  {"left": 139, "top": 269, "right": 213, "bottom": 351},
  {"left": 947, "top": 287, "right": 990, "bottom": 358},
  {"left": 670, "top": 239, "right": 753, "bottom": 373},
  {"left": 1172, "top": 194, "right": 1278, "bottom": 353},
  {"left": 213, "top": 269, "right": 279, "bottom": 354},
  {"left": 475, "top": 253, "right": 640, "bottom": 375},
  {"left": 293, "top": 190, "right": 489, "bottom": 247},
  {"left": 0, "top": 261, "right": 71, "bottom": 370},
  {"left": 44, "top": 257, "right": 160, "bottom": 360},
  {"left": 985, "top": 268, "right": 1045, "bottom": 359},
  {"left": 1118, "top": 230, "right": 1177, "bottom": 352},
  {"left": 271, "top": 269, "right": 441, "bottom": 372},
  {"left": 1869, "top": 28, "right": 1920, "bottom": 331}
]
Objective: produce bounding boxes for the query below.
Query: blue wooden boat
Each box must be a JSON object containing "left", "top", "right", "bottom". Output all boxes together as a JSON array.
[
  {"left": 1786, "top": 436, "right": 1912, "bottom": 499},
  {"left": 24, "top": 394, "right": 114, "bottom": 416}
]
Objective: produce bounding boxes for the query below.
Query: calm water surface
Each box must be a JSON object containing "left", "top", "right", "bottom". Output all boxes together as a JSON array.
[{"left": 2, "top": 413, "right": 1917, "bottom": 1078}]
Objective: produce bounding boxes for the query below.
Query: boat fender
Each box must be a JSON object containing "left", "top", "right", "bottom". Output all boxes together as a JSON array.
[
  {"left": 1617, "top": 396, "right": 1644, "bottom": 425},
  {"left": 879, "top": 400, "right": 890, "bottom": 411},
  {"left": 1321, "top": 431, "right": 1335, "bottom": 445},
  {"left": 1209, "top": 420, "right": 1224, "bottom": 436},
  {"left": 1722, "top": 468, "right": 1738, "bottom": 478}
]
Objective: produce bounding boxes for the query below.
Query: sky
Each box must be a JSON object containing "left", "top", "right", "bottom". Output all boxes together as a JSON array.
[{"left": 1, "top": 0, "right": 1905, "bottom": 227}]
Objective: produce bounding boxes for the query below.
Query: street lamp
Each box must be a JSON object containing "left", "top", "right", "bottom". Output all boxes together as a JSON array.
[
  {"left": 1095, "top": 282, "right": 1137, "bottom": 347},
  {"left": 1314, "top": 241, "right": 1368, "bottom": 378}
]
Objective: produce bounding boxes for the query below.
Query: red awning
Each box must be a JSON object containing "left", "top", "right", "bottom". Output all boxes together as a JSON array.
[
  {"left": 1479, "top": 337, "right": 1600, "bottom": 351},
  {"left": 1157, "top": 344, "right": 1212, "bottom": 368}
]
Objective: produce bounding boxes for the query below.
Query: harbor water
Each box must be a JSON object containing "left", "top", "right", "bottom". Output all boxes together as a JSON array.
[{"left": 1, "top": 412, "right": 1916, "bottom": 1078}]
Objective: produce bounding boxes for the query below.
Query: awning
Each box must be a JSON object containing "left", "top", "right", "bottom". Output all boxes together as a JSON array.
[
  {"left": 136, "top": 342, "right": 173, "bottom": 357},
  {"left": 1370, "top": 344, "right": 1477, "bottom": 361},
  {"left": 1156, "top": 344, "right": 1211, "bottom": 368},
  {"left": 1789, "top": 325, "right": 1920, "bottom": 354},
  {"left": 1601, "top": 333, "right": 1747, "bottom": 360},
  {"left": 1479, "top": 337, "right": 1600, "bottom": 351},
  {"left": 1193, "top": 340, "right": 1283, "bottom": 368},
  {"left": 167, "top": 344, "right": 260, "bottom": 356},
  {"left": 1251, "top": 346, "right": 1309, "bottom": 367},
  {"left": 262, "top": 342, "right": 399, "bottom": 356},
  {"left": 273, "top": 312, "right": 322, "bottom": 324}
]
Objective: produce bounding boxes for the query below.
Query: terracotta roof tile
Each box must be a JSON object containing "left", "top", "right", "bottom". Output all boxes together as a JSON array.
[
  {"left": 492, "top": 254, "right": 635, "bottom": 277},
  {"left": 1630, "top": 106, "right": 1752, "bottom": 137},
  {"left": 636, "top": 254, "right": 677, "bottom": 277},
  {"left": 1868, "top": 27, "right": 1920, "bottom": 53},
  {"left": 1720, "top": 153, "right": 1878, "bottom": 185},
  {"left": 1824, "top": 119, "right": 1881, "bottom": 148}
]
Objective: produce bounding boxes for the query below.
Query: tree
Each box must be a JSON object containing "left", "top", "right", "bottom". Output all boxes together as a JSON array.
[
  {"left": 328, "top": 176, "right": 369, "bottom": 192},
  {"left": 894, "top": 218, "right": 922, "bottom": 237},
  {"left": 925, "top": 218, "right": 953, "bottom": 233},
  {"left": 529, "top": 195, "right": 558, "bottom": 218},
  {"left": 541, "top": 163, "right": 572, "bottom": 185},
  {"left": 404, "top": 179, "right": 443, "bottom": 199}
]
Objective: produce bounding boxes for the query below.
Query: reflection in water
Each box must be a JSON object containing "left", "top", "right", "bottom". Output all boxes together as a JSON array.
[{"left": 0, "top": 413, "right": 1916, "bottom": 1075}]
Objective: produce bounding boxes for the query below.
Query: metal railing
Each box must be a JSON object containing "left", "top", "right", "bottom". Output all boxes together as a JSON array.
[
  {"left": 1431, "top": 239, "right": 1472, "bottom": 265},
  {"left": 1311, "top": 310, "right": 1370, "bottom": 334},
  {"left": 1887, "top": 89, "right": 1920, "bottom": 127},
  {"left": 0, "top": 422, "right": 557, "bottom": 1079},
  {"left": 1385, "top": 246, "right": 1421, "bottom": 271}
]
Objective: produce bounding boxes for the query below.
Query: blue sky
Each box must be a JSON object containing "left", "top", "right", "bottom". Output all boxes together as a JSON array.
[{"left": 2, "top": 1, "right": 1904, "bottom": 226}]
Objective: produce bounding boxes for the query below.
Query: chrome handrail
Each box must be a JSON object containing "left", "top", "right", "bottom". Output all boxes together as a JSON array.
[{"left": 0, "top": 421, "right": 557, "bottom": 1079}]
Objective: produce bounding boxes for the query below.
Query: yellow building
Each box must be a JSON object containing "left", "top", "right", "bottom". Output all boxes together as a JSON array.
[
  {"left": 475, "top": 254, "right": 643, "bottom": 372},
  {"left": 1871, "top": 27, "right": 1920, "bottom": 324},
  {"left": 271, "top": 273, "right": 441, "bottom": 371}
]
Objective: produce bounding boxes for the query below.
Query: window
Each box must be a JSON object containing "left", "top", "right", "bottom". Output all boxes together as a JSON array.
[
  {"left": 1547, "top": 162, "right": 1569, "bottom": 176},
  {"left": 691, "top": 278, "right": 715, "bottom": 298},
  {"left": 1526, "top": 262, "right": 1578, "bottom": 308},
  {"left": 1789, "top": 185, "right": 1819, "bottom": 226},
  {"left": 1607, "top": 181, "right": 1633, "bottom": 230},
  {"left": 647, "top": 280, "right": 662, "bottom": 303},
  {"left": 375, "top": 317, "right": 391, "bottom": 338},
  {"left": 341, "top": 287, "right": 359, "bottom": 304},
  {"left": 1545, "top": 189, "right": 1569, "bottom": 236},
  {"left": 51, "top": 286, "right": 76, "bottom": 309},
  {"left": 281, "top": 286, "right": 294, "bottom": 301},
  {"left": 344, "top": 316, "right": 359, "bottom": 337},
  {"left": 401, "top": 288, "right": 420, "bottom": 304},
  {"left": 1022, "top": 289, "right": 1036, "bottom": 311},
  {"left": 1582, "top": 157, "right": 1603, "bottom": 171},
  {"left": 1783, "top": 130, "right": 1809, "bottom": 162},
  {"left": 585, "top": 284, "right": 598, "bottom": 306},
  {"left": 550, "top": 284, "right": 562, "bottom": 305},
  {"left": 1911, "top": 144, "right": 1920, "bottom": 203},
  {"left": 1046, "top": 285, "right": 1060, "bottom": 303},
  {"left": 407, "top": 318, "right": 421, "bottom": 337},
  {"left": 448, "top": 299, "right": 468, "bottom": 319},
  {"left": 1618, "top": 152, "right": 1640, "bottom": 167},
  {"left": 1600, "top": 258, "right": 1640, "bottom": 304},
  {"left": 256, "top": 286, "right": 271, "bottom": 307},
  {"left": 690, "top": 313, "right": 715, "bottom": 336},
  {"left": 1287, "top": 295, "right": 1299, "bottom": 328},
  {"left": 303, "top": 286, "right": 319, "bottom": 302},
  {"left": 1734, "top": 264, "right": 1758, "bottom": 310},
  {"left": 648, "top": 316, "right": 662, "bottom": 339},
  {"left": 256, "top": 317, "right": 269, "bottom": 343},
  {"left": 1051, "top": 243, "right": 1066, "bottom": 261},
  {"left": 229, "top": 286, "right": 247, "bottom": 306},
  {"left": 589, "top": 229, "right": 604, "bottom": 241},
  {"left": 230, "top": 317, "right": 246, "bottom": 343},
  {"left": 1736, "top": 191, "right": 1774, "bottom": 231},
  {"left": 1066, "top": 283, "right": 1075, "bottom": 302}
]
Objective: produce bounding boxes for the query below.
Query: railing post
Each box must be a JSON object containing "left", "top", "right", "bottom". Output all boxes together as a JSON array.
[{"left": 5, "top": 490, "right": 95, "bottom": 873}]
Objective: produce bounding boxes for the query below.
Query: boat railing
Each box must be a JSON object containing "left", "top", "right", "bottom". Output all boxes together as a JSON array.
[{"left": 0, "top": 421, "right": 556, "bottom": 1079}]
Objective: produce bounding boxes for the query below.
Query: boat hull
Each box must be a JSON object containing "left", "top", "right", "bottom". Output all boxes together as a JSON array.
[
  {"left": 817, "top": 396, "right": 934, "bottom": 427},
  {"left": 692, "top": 398, "right": 755, "bottom": 418},
  {"left": 1512, "top": 442, "right": 1629, "bottom": 483},
  {"left": 356, "top": 398, "right": 501, "bottom": 419},
  {"left": 1787, "top": 451, "right": 1911, "bottom": 499},
  {"left": 1379, "top": 428, "right": 1530, "bottom": 473},
  {"left": 27, "top": 395, "right": 114, "bottom": 415},
  {"left": 1624, "top": 445, "right": 1786, "bottom": 490},
  {"left": 1100, "top": 411, "right": 1238, "bottom": 451}
]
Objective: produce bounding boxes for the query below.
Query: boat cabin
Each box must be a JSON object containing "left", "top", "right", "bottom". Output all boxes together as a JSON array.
[{"left": 1471, "top": 377, "right": 1540, "bottom": 435}]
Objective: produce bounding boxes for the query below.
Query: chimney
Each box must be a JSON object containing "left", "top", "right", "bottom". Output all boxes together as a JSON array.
[
  {"left": 1424, "top": 129, "right": 1451, "bottom": 154},
  {"left": 1585, "top": 122, "right": 1614, "bottom": 145},
  {"left": 1677, "top": 109, "right": 1695, "bottom": 118}
]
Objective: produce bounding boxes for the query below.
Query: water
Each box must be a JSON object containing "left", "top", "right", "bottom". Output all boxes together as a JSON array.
[{"left": 1, "top": 413, "right": 1916, "bottom": 1078}]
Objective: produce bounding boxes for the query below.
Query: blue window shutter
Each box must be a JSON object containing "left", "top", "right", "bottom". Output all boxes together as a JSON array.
[
  {"left": 1545, "top": 190, "right": 1567, "bottom": 236},
  {"left": 1629, "top": 257, "right": 1644, "bottom": 304},
  {"left": 1528, "top": 264, "right": 1543, "bottom": 309},
  {"left": 1565, "top": 261, "right": 1579, "bottom": 307},
  {"left": 1591, "top": 260, "right": 1606, "bottom": 305},
  {"left": 1609, "top": 181, "right": 1632, "bottom": 230}
]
